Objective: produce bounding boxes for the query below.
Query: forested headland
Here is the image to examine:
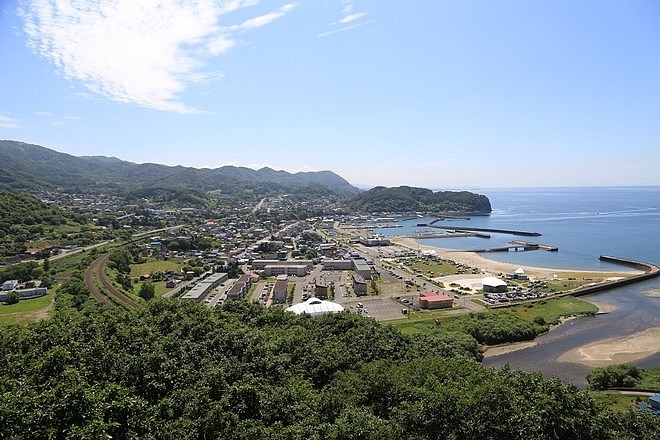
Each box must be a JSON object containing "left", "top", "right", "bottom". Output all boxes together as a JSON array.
[{"left": 347, "top": 186, "right": 492, "bottom": 214}]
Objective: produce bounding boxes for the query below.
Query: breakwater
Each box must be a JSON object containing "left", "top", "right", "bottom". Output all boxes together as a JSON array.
[
  {"left": 422, "top": 221, "right": 542, "bottom": 237},
  {"left": 566, "top": 256, "right": 660, "bottom": 297},
  {"left": 459, "top": 240, "right": 559, "bottom": 253},
  {"left": 488, "top": 256, "right": 659, "bottom": 309}
]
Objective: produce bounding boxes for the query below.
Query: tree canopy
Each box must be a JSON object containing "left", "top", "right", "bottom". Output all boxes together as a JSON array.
[{"left": 0, "top": 294, "right": 658, "bottom": 439}]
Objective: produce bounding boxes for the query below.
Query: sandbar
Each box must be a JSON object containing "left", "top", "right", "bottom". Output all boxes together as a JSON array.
[
  {"left": 557, "top": 327, "right": 660, "bottom": 367},
  {"left": 641, "top": 288, "right": 660, "bottom": 298},
  {"left": 483, "top": 341, "right": 537, "bottom": 357},
  {"left": 589, "top": 301, "right": 618, "bottom": 314}
]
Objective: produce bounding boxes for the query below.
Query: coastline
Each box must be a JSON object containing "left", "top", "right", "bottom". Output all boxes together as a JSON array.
[
  {"left": 389, "top": 236, "right": 642, "bottom": 279},
  {"left": 390, "top": 236, "right": 659, "bottom": 366}
]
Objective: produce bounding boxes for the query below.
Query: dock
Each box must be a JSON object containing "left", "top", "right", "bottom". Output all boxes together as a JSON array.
[{"left": 511, "top": 240, "right": 558, "bottom": 251}]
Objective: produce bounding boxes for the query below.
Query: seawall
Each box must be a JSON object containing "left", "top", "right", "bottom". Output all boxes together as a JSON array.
[{"left": 567, "top": 256, "right": 660, "bottom": 297}]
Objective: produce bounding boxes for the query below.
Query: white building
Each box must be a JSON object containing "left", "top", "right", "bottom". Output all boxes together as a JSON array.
[
  {"left": 2, "top": 280, "right": 18, "bottom": 291},
  {"left": 482, "top": 277, "right": 508, "bottom": 293},
  {"left": 285, "top": 298, "right": 344, "bottom": 317}
]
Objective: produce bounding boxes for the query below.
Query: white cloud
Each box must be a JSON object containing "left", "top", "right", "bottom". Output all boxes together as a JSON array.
[
  {"left": 318, "top": 21, "right": 369, "bottom": 38},
  {"left": 319, "top": 0, "right": 368, "bottom": 37},
  {"left": 20, "top": 0, "right": 296, "bottom": 113},
  {"left": 0, "top": 115, "right": 20, "bottom": 129},
  {"left": 240, "top": 3, "right": 297, "bottom": 29},
  {"left": 339, "top": 12, "right": 366, "bottom": 24}
]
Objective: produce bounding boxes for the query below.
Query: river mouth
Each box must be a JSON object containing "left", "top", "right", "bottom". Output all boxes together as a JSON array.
[{"left": 482, "top": 277, "right": 660, "bottom": 387}]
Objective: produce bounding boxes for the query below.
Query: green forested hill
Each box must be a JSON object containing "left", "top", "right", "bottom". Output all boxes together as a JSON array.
[
  {"left": 0, "top": 140, "right": 360, "bottom": 200},
  {"left": 0, "top": 141, "right": 495, "bottom": 212},
  {"left": 0, "top": 190, "right": 86, "bottom": 255},
  {"left": 0, "top": 291, "right": 657, "bottom": 439},
  {"left": 347, "top": 185, "right": 492, "bottom": 214}
]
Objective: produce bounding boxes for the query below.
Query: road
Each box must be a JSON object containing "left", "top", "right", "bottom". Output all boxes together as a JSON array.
[{"left": 252, "top": 198, "right": 266, "bottom": 214}]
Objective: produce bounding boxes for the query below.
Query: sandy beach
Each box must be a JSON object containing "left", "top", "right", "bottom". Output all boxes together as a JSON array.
[
  {"left": 389, "top": 236, "right": 641, "bottom": 279},
  {"left": 389, "top": 235, "right": 658, "bottom": 366}
]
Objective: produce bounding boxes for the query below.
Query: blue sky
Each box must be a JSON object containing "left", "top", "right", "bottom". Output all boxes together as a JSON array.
[{"left": 1, "top": 0, "right": 660, "bottom": 188}]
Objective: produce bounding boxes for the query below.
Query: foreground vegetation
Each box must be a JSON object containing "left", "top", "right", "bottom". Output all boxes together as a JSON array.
[
  {"left": 587, "top": 363, "right": 660, "bottom": 391},
  {"left": 1, "top": 286, "right": 658, "bottom": 439}
]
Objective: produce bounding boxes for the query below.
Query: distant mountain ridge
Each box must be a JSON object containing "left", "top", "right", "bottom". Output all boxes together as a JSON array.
[
  {"left": 0, "top": 140, "right": 361, "bottom": 198},
  {"left": 0, "top": 141, "right": 491, "bottom": 213}
]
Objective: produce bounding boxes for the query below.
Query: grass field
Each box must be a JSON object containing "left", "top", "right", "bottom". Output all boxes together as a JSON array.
[
  {"left": 389, "top": 296, "right": 597, "bottom": 336},
  {"left": 129, "top": 259, "right": 184, "bottom": 298},
  {"left": 590, "top": 391, "right": 650, "bottom": 412},
  {"left": 0, "top": 291, "right": 54, "bottom": 325},
  {"left": 130, "top": 260, "right": 183, "bottom": 277}
]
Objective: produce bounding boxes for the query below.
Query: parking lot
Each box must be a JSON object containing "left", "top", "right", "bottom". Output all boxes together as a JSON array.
[{"left": 339, "top": 295, "right": 415, "bottom": 320}]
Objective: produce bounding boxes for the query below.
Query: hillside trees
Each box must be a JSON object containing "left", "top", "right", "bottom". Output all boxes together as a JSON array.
[{"left": 0, "top": 297, "right": 658, "bottom": 438}]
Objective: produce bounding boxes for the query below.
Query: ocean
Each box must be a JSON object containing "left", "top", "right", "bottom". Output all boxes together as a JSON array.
[
  {"left": 374, "top": 186, "right": 660, "bottom": 270},
  {"left": 374, "top": 186, "right": 660, "bottom": 385}
]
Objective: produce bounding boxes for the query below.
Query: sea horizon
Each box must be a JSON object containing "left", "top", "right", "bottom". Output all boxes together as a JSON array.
[{"left": 373, "top": 185, "right": 660, "bottom": 271}]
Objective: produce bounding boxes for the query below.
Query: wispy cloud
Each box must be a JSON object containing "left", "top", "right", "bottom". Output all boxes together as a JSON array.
[
  {"left": 319, "top": 0, "right": 368, "bottom": 37},
  {"left": 0, "top": 114, "right": 20, "bottom": 129},
  {"left": 339, "top": 12, "right": 366, "bottom": 24},
  {"left": 19, "top": 0, "right": 297, "bottom": 113}
]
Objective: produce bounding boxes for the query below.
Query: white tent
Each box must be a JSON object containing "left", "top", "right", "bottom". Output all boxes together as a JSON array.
[
  {"left": 482, "top": 276, "right": 508, "bottom": 293},
  {"left": 286, "top": 297, "right": 345, "bottom": 317}
]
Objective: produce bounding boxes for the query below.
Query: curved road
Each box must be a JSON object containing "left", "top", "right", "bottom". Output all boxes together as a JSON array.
[{"left": 85, "top": 253, "right": 142, "bottom": 309}]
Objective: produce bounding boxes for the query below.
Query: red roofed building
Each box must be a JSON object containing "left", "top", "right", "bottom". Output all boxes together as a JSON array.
[
  {"left": 26, "top": 245, "right": 53, "bottom": 256},
  {"left": 419, "top": 291, "right": 453, "bottom": 310}
]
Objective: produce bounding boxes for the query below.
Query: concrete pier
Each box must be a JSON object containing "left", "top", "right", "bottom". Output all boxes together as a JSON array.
[{"left": 425, "top": 220, "right": 542, "bottom": 237}]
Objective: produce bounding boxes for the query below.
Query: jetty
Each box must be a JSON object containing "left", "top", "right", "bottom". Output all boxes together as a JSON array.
[
  {"left": 488, "top": 256, "right": 660, "bottom": 309},
  {"left": 454, "top": 240, "right": 558, "bottom": 253},
  {"left": 420, "top": 219, "right": 542, "bottom": 237},
  {"left": 565, "top": 256, "right": 660, "bottom": 297},
  {"left": 397, "top": 231, "right": 489, "bottom": 239}
]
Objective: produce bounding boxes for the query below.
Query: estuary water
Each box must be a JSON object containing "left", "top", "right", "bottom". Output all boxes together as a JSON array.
[{"left": 374, "top": 186, "right": 660, "bottom": 385}]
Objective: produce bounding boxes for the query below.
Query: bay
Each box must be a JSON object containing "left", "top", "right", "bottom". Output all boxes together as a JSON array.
[{"left": 373, "top": 186, "right": 660, "bottom": 385}]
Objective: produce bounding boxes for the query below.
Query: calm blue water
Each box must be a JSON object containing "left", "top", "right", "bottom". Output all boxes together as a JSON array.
[
  {"left": 374, "top": 186, "right": 660, "bottom": 270},
  {"left": 374, "top": 186, "right": 660, "bottom": 385}
]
